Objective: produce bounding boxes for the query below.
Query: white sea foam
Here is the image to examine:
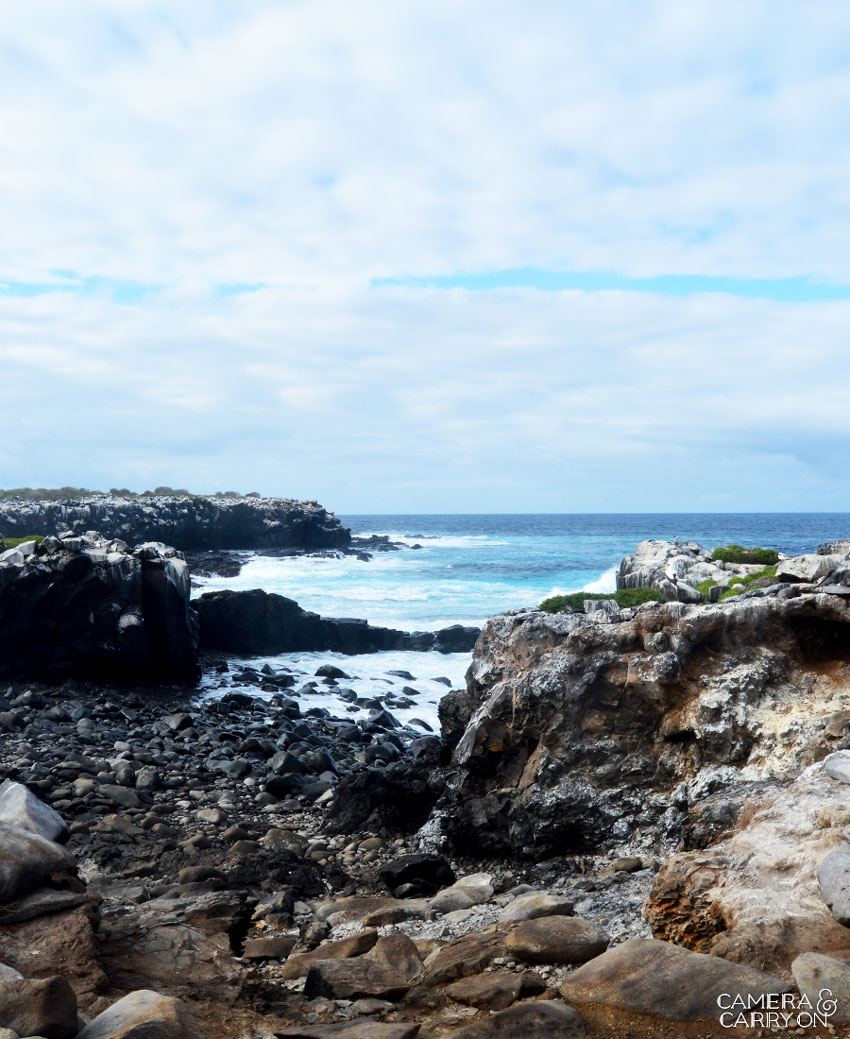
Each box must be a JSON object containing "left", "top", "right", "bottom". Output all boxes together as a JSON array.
[
  {"left": 581, "top": 566, "right": 619, "bottom": 594},
  {"left": 199, "top": 650, "right": 470, "bottom": 729}
]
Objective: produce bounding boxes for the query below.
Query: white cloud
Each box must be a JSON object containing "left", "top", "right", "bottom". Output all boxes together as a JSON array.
[{"left": 2, "top": 2, "right": 850, "bottom": 508}]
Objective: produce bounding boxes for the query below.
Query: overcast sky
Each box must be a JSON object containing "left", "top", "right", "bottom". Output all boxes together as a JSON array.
[{"left": 2, "top": 1, "right": 850, "bottom": 512}]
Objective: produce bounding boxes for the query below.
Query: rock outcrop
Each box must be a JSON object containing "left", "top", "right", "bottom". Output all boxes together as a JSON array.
[
  {"left": 645, "top": 754, "right": 850, "bottom": 977},
  {"left": 617, "top": 538, "right": 777, "bottom": 600},
  {"left": 0, "top": 495, "right": 350, "bottom": 552},
  {"left": 195, "top": 588, "right": 479, "bottom": 655},
  {"left": 429, "top": 589, "right": 850, "bottom": 859},
  {"left": 0, "top": 532, "right": 199, "bottom": 684}
]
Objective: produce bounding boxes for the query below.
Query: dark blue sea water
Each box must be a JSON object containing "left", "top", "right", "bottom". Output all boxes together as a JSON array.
[
  {"left": 195, "top": 514, "right": 850, "bottom": 726},
  {"left": 198, "top": 513, "right": 850, "bottom": 631}
]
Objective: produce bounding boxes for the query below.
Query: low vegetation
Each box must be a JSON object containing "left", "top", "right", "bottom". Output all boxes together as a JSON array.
[
  {"left": 719, "top": 565, "right": 778, "bottom": 599},
  {"left": 540, "top": 588, "right": 660, "bottom": 613},
  {"left": 0, "top": 487, "right": 263, "bottom": 501},
  {"left": 711, "top": 544, "right": 780, "bottom": 565},
  {"left": 0, "top": 534, "right": 43, "bottom": 551}
]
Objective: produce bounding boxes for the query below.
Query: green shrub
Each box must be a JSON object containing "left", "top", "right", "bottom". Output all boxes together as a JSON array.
[
  {"left": 711, "top": 545, "right": 780, "bottom": 565},
  {"left": 540, "top": 588, "right": 660, "bottom": 613},
  {"left": 0, "top": 534, "right": 43, "bottom": 551},
  {"left": 696, "top": 579, "right": 717, "bottom": 596},
  {"left": 718, "top": 565, "right": 777, "bottom": 600}
]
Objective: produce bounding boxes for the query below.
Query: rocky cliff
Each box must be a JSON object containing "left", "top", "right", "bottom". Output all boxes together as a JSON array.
[
  {"left": 0, "top": 495, "right": 350, "bottom": 552},
  {"left": 0, "top": 532, "right": 199, "bottom": 684},
  {"left": 430, "top": 588, "right": 850, "bottom": 860}
]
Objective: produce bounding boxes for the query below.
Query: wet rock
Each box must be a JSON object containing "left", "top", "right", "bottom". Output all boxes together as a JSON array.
[
  {"left": 303, "top": 959, "right": 411, "bottom": 1001},
  {"left": 560, "top": 938, "right": 791, "bottom": 1020},
  {"left": 504, "top": 917, "right": 608, "bottom": 965},
  {"left": 76, "top": 989, "right": 193, "bottom": 1038}
]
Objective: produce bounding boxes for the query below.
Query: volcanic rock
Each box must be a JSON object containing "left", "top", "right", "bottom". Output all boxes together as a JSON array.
[
  {"left": 0, "top": 494, "right": 350, "bottom": 551},
  {"left": 0, "top": 533, "right": 199, "bottom": 684}
]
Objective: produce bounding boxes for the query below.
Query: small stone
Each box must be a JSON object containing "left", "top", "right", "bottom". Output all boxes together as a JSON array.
[{"left": 500, "top": 892, "right": 575, "bottom": 923}]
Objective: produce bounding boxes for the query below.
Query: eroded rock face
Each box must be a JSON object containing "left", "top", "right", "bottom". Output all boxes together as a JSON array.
[
  {"left": 0, "top": 532, "right": 199, "bottom": 684},
  {"left": 0, "top": 495, "right": 350, "bottom": 551},
  {"left": 645, "top": 757, "right": 850, "bottom": 977},
  {"left": 431, "top": 592, "right": 850, "bottom": 858}
]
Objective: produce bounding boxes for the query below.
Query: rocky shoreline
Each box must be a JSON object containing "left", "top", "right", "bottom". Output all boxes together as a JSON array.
[
  {"left": 5, "top": 530, "right": 850, "bottom": 1036},
  {"left": 0, "top": 495, "right": 351, "bottom": 553}
]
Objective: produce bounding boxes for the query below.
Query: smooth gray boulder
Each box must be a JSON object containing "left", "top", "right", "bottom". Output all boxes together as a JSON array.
[
  {"left": 820, "top": 845, "right": 850, "bottom": 926},
  {"left": 560, "top": 938, "right": 791, "bottom": 1021},
  {"left": 792, "top": 952, "right": 850, "bottom": 1022},
  {"left": 499, "top": 891, "right": 575, "bottom": 922},
  {"left": 777, "top": 553, "right": 844, "bottom": 583},
  {"left": 0, "top": 823, "right": 75, "bottom": 903},
  {"left": 0, "top": 780, "right": 69, "bottom": 845},
  {"left": 75, "top": 989, "right": 193, "bottom": 1038}
]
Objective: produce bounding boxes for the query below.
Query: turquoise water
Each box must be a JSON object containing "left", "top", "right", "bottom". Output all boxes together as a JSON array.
[{"left": 195, "top": 513, "right": 850, "bottom": 631}]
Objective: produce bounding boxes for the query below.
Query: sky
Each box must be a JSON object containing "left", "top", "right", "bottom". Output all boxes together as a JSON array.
[{"left": 2, "top": 1, "right": 850, "bottom": 512}]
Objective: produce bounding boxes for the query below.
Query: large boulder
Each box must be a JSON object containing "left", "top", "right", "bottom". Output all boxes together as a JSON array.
[
  {"left": 75, "top": 989, "right": 194, "bottom": 1039},
  {"left": 0, "top": 780, "right": 69, "bottom": 844},
  {"left": 0, "top": 823, "right": 76, "bottom": 903},
  {"left": 0, "top": 974, "right": 78, "bottom": 1039},
  {"left": 560, "top": 938, "right": 791, "bottom": 1021},
  {"left": 0, "top": 532, "right": 199, "bottom": 684},
  {"left": 429, "top": 590, "right": 850, "bottom": 859},
  {"left": 776, "top": 553, "right": 846, "bottom": 584},
  {"left": 0, "top": 494, "right": 350, "bottom": 551}
]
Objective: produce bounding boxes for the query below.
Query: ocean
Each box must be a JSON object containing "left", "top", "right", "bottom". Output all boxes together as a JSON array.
[{"left": 194, "top": 513, "right": 850, "bottom": 726}]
